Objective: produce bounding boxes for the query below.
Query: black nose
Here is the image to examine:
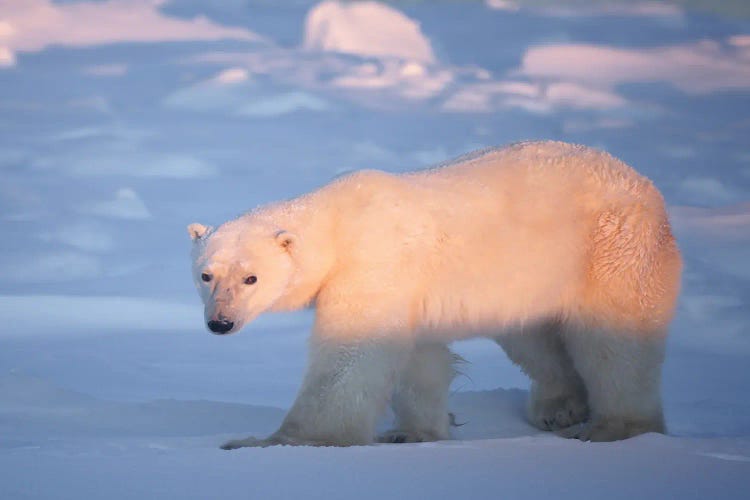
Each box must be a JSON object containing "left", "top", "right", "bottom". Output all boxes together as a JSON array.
[{"left": 207, "top": 320, "right": 234, "bottom": 334}]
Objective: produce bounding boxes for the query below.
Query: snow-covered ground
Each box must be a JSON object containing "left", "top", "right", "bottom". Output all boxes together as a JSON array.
[{"left": 1, "top": 1, "right": 749, "bottom": 498}]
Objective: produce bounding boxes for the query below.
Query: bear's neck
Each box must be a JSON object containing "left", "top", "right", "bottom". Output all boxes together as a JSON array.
[{"left": 261, "top": 189, "right": 339, "bottom": 312}]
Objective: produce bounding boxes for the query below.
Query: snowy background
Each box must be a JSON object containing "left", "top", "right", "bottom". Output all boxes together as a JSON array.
[{"left": 1, "top": 0, "right": 749, "bottom": 498}]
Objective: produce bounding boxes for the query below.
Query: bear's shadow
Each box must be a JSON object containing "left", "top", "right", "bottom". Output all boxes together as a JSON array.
[
  {"left": 379, "top": 388, "right": 537, "bottom": 441},
  {"left": 0, "top": 374, "right": 537, "bottom": 444},
  {"left": 447, "top": 388, "right": 538, "bottom": 440}
]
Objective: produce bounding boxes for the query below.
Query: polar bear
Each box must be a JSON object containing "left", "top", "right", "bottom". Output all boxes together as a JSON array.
[{"left": 188, "top": 141, "right": 681, "bottom": 448}]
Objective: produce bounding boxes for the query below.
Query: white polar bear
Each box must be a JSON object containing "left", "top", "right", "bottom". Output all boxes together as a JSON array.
[{"left": 188, "top": 141, "right": 682, "bottom": 448}]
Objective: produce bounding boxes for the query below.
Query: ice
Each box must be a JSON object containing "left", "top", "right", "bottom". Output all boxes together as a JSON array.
[
  {"left": 303, "top": 0, "right": 436, "bottom": 63},
  {"left": 0, "top": 0, "right": 749, "bottom": 498}
]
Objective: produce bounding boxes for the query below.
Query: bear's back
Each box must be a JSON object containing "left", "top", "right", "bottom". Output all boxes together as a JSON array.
[
  {"left": 412, "top": 141, "right": 650, "bottom": 194},
  {"left": 386, "top": 141, "right": 669, "bottom": 336}
]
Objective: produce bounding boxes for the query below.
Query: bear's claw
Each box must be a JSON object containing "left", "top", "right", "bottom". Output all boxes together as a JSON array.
[
  {"left": 220, "top": 437, "right": 268, "bottom": 450},
  {"left": 556, "top": 416, "right": 665, "bottom": 442},
  {"left": 530, "top": 392, "right": 589, "bottom": 432},
  {"left": 378, "top": 429, "right": 443, "bottom": 444}
]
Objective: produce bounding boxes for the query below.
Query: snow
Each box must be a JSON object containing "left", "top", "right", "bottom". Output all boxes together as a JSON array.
[
  {"left": 677, "top": 177, "right": 739, "bottom": 204},
  {"left": 80, "top": 188, "right": 152, "bottom": 220},
  {"left": 0, "top": 0, "right": 263, "bottom": 67},
  {"left": 485, "top": 0, "right": 685, "bottom": 17},
  {"left": 39, "top": 221, "right": 116, "bottom": 253},
  {"left": 444, "top": 80, "right": 629, "bottom": 113},
  {"left": 519, "top": 40, "right": 750, "bottom": 94},
  {"left": 0, "top": 0, "right": 749, "bottom": 498},
  {"left": 303, "top": 0, "right": 436, "bottom": 63}
]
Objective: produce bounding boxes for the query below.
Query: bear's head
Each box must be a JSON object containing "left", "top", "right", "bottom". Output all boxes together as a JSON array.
[{"left": 188, "top": 220, "right": 297, "bottom": 335}]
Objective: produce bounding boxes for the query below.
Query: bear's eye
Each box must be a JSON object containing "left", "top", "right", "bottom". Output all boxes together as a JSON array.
[
  {"left": 201, "top": 273, "right": 212, "bottom": 282},
  {"left": 244, "top": 275, "right": 257, "bottom": 285}
]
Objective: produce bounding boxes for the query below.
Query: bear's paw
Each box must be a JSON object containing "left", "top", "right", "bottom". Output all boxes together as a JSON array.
[
  {"left": 530, "top": 392, "right": 589, "bottom": 432},
  {"left": 377, "top": 429, "right": 444, "bottom": 444}
]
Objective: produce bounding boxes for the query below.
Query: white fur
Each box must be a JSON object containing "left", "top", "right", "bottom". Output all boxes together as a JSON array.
[
  {"left": 189, "top": 141, "right": 682, "bottom": 447},
  {"left": 379, "top": 342, "right": 456, "bottom": 443},
  {"left": 496, "top": 322, "right": 589, "bottom": 431}
]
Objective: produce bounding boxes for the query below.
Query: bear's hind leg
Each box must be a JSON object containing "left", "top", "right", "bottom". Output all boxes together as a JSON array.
[
  {"left": 496, "top": 322, "right": 589, "bottom": 432},
  {"left": 561, "top": 325, "right": 666, "bottom": 442},
  {"left": 379, "top": 343, "right": 456, "bottom": 444}
]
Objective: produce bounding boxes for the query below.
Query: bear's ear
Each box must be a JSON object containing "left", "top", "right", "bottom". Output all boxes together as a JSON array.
[
  {"left": 188, "top": 223, "right": 211, "bottom": 242},
  {"left": 275, "top": 230, "right": 297, "bottom": 252}
]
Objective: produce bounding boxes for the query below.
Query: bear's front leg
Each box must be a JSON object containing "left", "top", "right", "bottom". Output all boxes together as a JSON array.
[{"left": 221, "top": 336, "right": 411, "bottom": 449}]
